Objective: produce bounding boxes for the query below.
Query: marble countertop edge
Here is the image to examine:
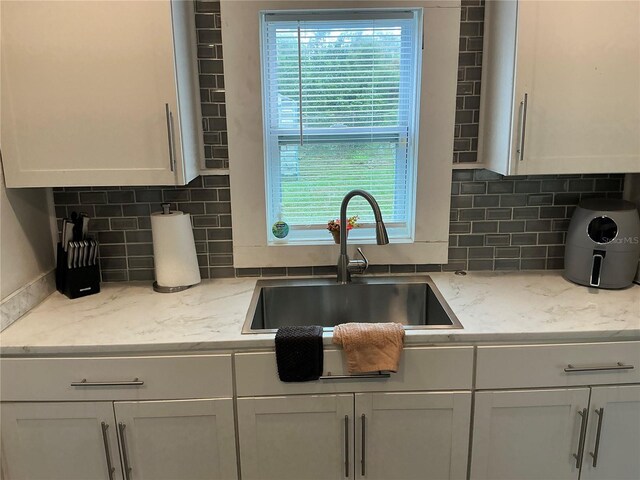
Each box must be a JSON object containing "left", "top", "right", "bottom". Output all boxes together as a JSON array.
[{"left": 2, "top": 326, "right": 639, "bottom": 357}]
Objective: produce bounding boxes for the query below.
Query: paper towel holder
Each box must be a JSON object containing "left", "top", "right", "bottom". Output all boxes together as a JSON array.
[
  {"left": 152, "top": 203, "right": 200, "bottom": 294},
  {"left": 153, "top": 282, "right": 192, "bottom": 293}
]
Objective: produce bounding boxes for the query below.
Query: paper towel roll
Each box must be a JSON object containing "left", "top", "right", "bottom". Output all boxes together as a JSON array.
[{"left": 151, "top": 210, "right": 201, "bottom": 289}]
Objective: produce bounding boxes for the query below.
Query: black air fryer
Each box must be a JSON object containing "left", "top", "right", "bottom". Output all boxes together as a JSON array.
[{"left": 564, "top": 198, "right": 640, "bottom": 289}]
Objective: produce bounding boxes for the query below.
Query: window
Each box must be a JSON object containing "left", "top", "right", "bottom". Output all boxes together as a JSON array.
[
  {"left": 261, "top": 10, "right": 423, "bottom": 243},
  {"left": 223, "top": 0, "right": 459, "bottom": 268}
]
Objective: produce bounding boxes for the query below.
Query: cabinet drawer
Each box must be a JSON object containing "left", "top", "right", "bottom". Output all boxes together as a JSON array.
[
  {"left": 476, "top": 341, "right": 640, "bottom": 389},
  {"left": 235, "top": 346, "right": 474, "bottom": 396},
  {"left": 0, "top": 354, "right": 232, "bottom": 401}
]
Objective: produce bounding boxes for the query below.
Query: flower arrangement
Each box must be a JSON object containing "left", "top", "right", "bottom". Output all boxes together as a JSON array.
[{"left": 327, "top": 215, "right": 359, "bottom": 243}]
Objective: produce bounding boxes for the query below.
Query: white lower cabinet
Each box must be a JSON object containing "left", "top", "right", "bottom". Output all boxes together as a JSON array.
[
  {"left": 1, "top": 399, "right": 237, "bottom": 480},
  {"left": 237, "top": 391, "right": 471, "bottom": 480},
  {"left": 355, "top": 392, "right": 471, "bottom": 480},
  {"left": 470, "top": 385, "right": 640, "bottom": 480},
  {"left": 3, "top": 346, "right": 638, "bottom": 480},
  {"left": 1, "top": 402, "right": 122, "bottom": 480},
  {"left": 113, "top": 399, "right": 238, "bottom": 480},
  {"left": 472, "top": 342, "right": 640, "bottom": 479},
  {"left": 470, "top": 388, "right": 590, "bottom": 480},
  {"left": 237, "top": 394, "right": 353, "bottom": 480},
  {"left": 580, "top": 385, "right": 640, "bottom": 480}
]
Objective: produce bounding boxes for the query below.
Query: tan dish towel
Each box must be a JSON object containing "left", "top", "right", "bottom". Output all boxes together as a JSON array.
[{"left": 333, "top": 322, "right": 405, "bottom": 374}]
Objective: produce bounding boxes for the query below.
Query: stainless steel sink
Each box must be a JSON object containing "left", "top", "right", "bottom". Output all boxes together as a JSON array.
[{"left": 242, "top": 276, "right": 463, "bottom": 333}]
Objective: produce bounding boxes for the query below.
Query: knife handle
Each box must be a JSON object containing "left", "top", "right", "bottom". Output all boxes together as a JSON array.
[
  {"left": 80, "top": 242, "right": 85, "bottom": 267},
  {"left": 81, "top": 215, "right": 90, "bottom": 240},
  {"left": 67, "top": 244, "right": 74, "bottom": 269}
]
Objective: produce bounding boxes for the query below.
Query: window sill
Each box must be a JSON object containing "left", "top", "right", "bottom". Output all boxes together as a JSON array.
[
  {"left": 267, "top": 237, "right": 414, "bottom": 247},
  {"left": 233, "top": 241, "right": 448, "bottom": 268}
]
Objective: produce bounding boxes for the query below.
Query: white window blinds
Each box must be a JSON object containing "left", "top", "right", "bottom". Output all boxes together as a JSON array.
[{"left": 261, "top": 10, "right": 422, "bottom": 242}]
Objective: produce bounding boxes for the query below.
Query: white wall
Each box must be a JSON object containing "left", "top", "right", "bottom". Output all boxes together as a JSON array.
[{"left": 0, "top": 157, "right": 55, "bottom": 300}]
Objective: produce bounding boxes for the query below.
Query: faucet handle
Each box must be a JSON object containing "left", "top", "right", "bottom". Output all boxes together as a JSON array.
[
  {"left": 356, "top": 248, "right": 369, "bottom": 270},
  {"left": 347, "top": 248, "right": 369, "bottom": 275}
]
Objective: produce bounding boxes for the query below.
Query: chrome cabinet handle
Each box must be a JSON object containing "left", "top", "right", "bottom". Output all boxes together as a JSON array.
[
  {"left": 71, "top": 378, "right": 144, "bottom": 387},
  {"left": 589, "top": 408, "right": 605, "bottom": 468},
  {"left": 360, "top": 414, "right": 366, "bottom": 477},
  {"left": 320, "top": 373, "right": 390, "bottom": 381},
  {"left": 118, "top": 422, "right": 132, "bottom": 480},
  {"left": 573, "top": 408, "right": 589, "bottom": 468},
  {"left": 100, "top": 422, "right": 115, "bottom": 480},
  {"left": 516, "top": 93, "right": 528, "bottom": 161},
  {"left": 344, "top": 415, "right": 350, "bottom": 478},
  {"left": 165, "top": 103, "right": 176, "bottom": 172},
  {"left": 564, "top": 363, "right": 634, "bottom": 373}
]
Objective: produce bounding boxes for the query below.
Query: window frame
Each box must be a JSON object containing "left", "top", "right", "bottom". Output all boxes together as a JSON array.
[
  {"left": 222, "top": 0, "right": 461, "bottom": 268},
  {"left": 260, "top": 10, "right": 423, "bottom": 244}
]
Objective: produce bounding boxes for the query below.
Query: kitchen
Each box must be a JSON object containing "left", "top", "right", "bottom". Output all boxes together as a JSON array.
[{"left": 1, "top": 1, "right": 639, "bottom": 479}]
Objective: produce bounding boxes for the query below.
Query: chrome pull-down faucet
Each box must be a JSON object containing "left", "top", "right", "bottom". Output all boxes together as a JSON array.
[{"left": 336, "top": 190, "right": 389, "bottom": 284}]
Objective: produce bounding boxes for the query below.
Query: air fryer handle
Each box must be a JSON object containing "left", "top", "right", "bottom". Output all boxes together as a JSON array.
[{"left": 590, "top": 249, "right": 606, "bottom": 287}]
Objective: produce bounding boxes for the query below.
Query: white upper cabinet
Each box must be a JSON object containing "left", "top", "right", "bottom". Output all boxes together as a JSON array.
[
  {"left": 0, "top": 0, "right": 203, "bottom": 187},
  {"left": 479, "top": 1, "right": 640, "bottom": 175}
]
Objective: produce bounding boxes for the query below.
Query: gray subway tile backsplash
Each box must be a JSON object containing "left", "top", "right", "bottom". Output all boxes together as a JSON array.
[
  {"left": 485, "top": 234, "right": 511, "bottom": 246},
  {"left": 511, "top": 233, "right": 540, "bottom": 246},
  {"left": 520, "top": 258, "right": 547, "bottom": 270},
  {"left": 495, "top": 259, "right": 520, "bottom": 271},
  {"left": 485, "top": 208, "right": 511, "bottom": 221},
  {"left": 52, "top": 0, "right": 626, "bottom": 281},
  {"left": 495, "top": 247, "right": 520, "bottom": 259},
  {"left": 521, "top": 246, "right": 547, "bottom": 258},
  {"left": 512, "top": 207, "right": 538, "bottom": 219}
]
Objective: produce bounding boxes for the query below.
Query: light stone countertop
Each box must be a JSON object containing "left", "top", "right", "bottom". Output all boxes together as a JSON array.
[{"left": 1, "top": 271, "right": 638, "bottom": 356}]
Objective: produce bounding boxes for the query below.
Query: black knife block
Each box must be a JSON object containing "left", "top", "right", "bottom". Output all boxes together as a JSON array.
[{"left": 56, "top": 243, "right": 101, "bottom": 299}]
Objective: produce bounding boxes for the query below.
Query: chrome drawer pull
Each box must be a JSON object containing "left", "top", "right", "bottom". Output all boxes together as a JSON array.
[
  {"left": 118, "top": 422, "right": 132, "bottom": 480},
  {"left": 361, "top": 414, "right": 366, "bottom": 476},
  {"left": 516, "top": 93, "right": 528, "bottom": 161},
  {"left": 573, "top": 408, "right": 589, "bottom": 468},
  {"left": 100, "top": 422, "right": 115, "bottom": 480},
  {"left": 344, "top": 415, "right": 350, "bottom": 478},
  {"left": 564, "top": 363, "right": 634, "bottom": 373},
  {"left": 589, "top": 407, "right": 605, "bottom": 468},
  {"left": 165, "top": 103, "right": 176, "bottom": 172},
  {"left": 71, "top": 378, "right": 144, "bottom": 387},
  {"left": 320, "top": 372, "right": 390, "bottom": 381}
]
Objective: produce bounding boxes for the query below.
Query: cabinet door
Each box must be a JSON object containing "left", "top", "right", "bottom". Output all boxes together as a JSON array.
[
  {"left": 470, "top": 388, "right": 590, "bottom": 480},
  {"left": 1, "top": 402, "right": 122, "bottom": 480},
  {"left": 237, "top": 394, "right": 354, "bottom": 480},
  {"left": 581, "top": 385, "right": 640, "bottom": 480},
  {"left": 0, "top": 0, "right": 182, "bottom": 187},
  {"left": 113, "top": 398, "right": 237, "bottom": 480},
  {"left": 514, "top": 1, "right": 640, "bottom": 174},
  {"left": 355, "top": 391, "right": 471, "bottom": 480}
]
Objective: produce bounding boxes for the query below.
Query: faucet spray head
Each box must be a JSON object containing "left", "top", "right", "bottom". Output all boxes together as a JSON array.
[{"left": 375, "top": 221, "right": 389, "bottom": 245}]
